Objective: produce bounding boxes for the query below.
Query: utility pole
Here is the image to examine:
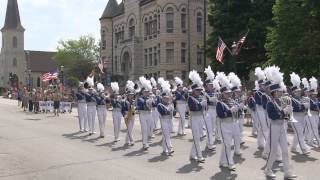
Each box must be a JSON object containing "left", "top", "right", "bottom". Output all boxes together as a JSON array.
[{"left": 203, "top": 0, "right": 207, "bottom": 73}]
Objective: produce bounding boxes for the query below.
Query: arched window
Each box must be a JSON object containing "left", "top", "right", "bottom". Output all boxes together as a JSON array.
[
  {"left": 12, "top": 58, "right": 17, "bottom": 67},
  {"left": 37, "top": 77, "right": 41, "bottom": 87},
  {"left": 166, "top": 7, "right": 174, "bottom": 33},
  {"left": 181, "top": 8, "right": 187, "bottom": 33},
  {"left": 13, "top": 36, "right": 17, "bottom": 48},
  {"left": 129, "top": 19, "right": 135, "bottom": 40},
  {"left": 197, "top": 12, "right": 203, "bottom": 33}
]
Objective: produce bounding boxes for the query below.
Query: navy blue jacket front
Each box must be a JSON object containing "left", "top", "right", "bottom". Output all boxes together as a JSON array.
[{"left": 266, "top": 99, "right": 285, "bottom": 120}]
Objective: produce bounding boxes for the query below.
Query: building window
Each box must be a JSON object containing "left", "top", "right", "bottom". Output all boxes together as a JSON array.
[
  {"left": 197, "top": 12, "right": 203, "bottom": 33},
  {"left": 181, "top": 42, "right": 186, "bottom": 63},
  {"left": 129, "top": 19, "right": 135, "bottom": 40},
  {"left": 166, "top": 7, "right": 174, "bottom": 33},
  {"left": 101, "top": 30, "right": 106, "bottom": 50},
  {"left": 13, "top": 36, "right": 17, "bottom": 48},
  {"left": 166, "top": 42, "right": 174, "bottom": 63},
  {"left": 181, "top": 8, "right": 187, "bottom": 33},
  {"left": 197, "top": 48, "right": 203, "bottom": 65},
  {"left": 12, "top": 58, "right": 17, "bottom": 67},
  {"left": 115, "top": 56, "right": 118, "bottom": 73},
  {"left": 157, "top": 14, "right": 160, "bottom": 34},
  {"left": 149, "top": 48, "right": 153, "bottom": 66},
  {"left": 144, "top": 49, "right": 148, "bottom": 67},
  {"left": 153, "top": 15, "right": 157, "bottom": 37},
  {"left": 182, "top": 71, "right": 186, "bottom": 80},
  {"left": 158, "top": 44, "right": 161, "bottom": 64},
  {"left": 154, "top": 47, "right": 157, "bottom": 66},
  {"left": 166, "top": 71, "right": 173, "bottom": 80}
]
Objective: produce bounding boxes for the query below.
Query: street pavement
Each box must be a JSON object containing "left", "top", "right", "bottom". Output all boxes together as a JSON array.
[{"left": 0, "top": 97, "right": 319, "bottom": 180}]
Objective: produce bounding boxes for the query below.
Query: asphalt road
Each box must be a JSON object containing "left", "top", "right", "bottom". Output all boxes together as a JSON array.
[{"left": 0, "top": 98, "right": 319, "bottom": 180}]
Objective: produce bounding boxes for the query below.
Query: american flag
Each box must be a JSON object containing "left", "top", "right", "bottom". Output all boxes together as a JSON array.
[
  {"left": 216, "top": 37, "right": 227, "bottom": 63},
  {"left": 232, "top": 31, "right": 248, "bottom": 56},
  {"left": 41, "top": 69, "right": 59, "bottom": 82}
]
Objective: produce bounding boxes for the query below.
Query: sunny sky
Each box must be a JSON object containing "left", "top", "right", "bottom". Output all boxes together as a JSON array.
[{"left": 0, "top": 0, "right": 121, "bottom": 51}]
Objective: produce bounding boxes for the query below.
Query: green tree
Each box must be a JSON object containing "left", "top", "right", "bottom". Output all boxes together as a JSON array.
[
  {"left": 265, "top": 0, "right": 320, "bottom": 79},
  {"left": 54, "top": 35, "right": 100, "bottom": 85},
  {"left": 207, "top": 0, "right": 275, "bottom": 80}
]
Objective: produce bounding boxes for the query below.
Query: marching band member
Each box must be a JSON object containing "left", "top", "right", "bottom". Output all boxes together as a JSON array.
[
  {"left": 228, "top": 72, "right": 245, "bottom": 147},
  {"left": 122, "top": 80, "right": 136, "bottom": 146},
  {"left": 290, "top": 72, "right": 310, "bottom": 154},
  {"left": 203, "top": 66, "right": 218, "bottom": 150},
  {"left": 248, "top": 81, "right": 259, "bottom": 136},
  {"left": 307, "top": 77, "right": 320, "bottom": 148},
  {"left": 136, "top": 77, "right": 153, "bottom": 150},
  {"left": 150, "top": 77, "right": 159, "bottom": 137},
  {"left": 111, "top": 82, "right": 123, "bottom": 142},
  {"left": 85, "top": 76, "right": 97, "bottom": 135},
  {"left": 157, "top": 80, "right": 174, "bottom": 155},
  {"left": 75, "top": 82, "right": 88, "bottom": 132},
  {"left": 216, "top": 72, "right": 238, "bottom": 171},
  {"left": 188, "top": 70, "right": 206, "bottom": 163},
  {"left": 174, "top": 77, "right": 188, "bottom": 136},
  {"left": 264, "top": 70, "right": 297, "bottom": 179},
  {"left": 96, "top": 83, "right": 109, "bottom": 138},
  {"left": 301, "top": 78, "right": 312, "bottom": 143},
  {"left": 254, "top": 67, "right": 269, "bottom": 149}
]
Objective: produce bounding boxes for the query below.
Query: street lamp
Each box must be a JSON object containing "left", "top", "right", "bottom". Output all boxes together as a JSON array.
[{"left": 27, "top": 69, "right": 31, "bottom": 91}]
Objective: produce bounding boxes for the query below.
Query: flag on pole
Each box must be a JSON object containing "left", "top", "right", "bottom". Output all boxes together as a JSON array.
[
  {"left": 216, "top": 37, "right": 227, "bottom": 63},
  {"left": 98, "top": 58, "right": 104, "bottom": 74},
  {"left": 40, "top": 69, "right": 59, "bottom": 82},
  {"left": 232, "top": 31, "right": 248, "bottom": 56}
]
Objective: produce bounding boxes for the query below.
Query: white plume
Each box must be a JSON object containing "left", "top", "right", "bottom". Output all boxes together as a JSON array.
[
  {"left": 126, "top": 80, "right": 135, "bottom": 92},
  {"left": 161, "top": 80, "right": 171, "bottom": 95},
  {"left": 228, "top": 72, "right": 241, "bottom": 88},
  {"left": 139, "top": 76, "right": 152, "bottom": 91},
  {"left": 254, "top": 67, "right": 266, "bottom": 81},
  {"left": 157, "top": 77, "right": 165, "bottom": 86},
  {"left": 269, "top": 66, "right": 283, "bottom": 84},
  {"left": 174, "top": 77, "right": 183, "bottom": 86},
  {"left": 280, "top": 82, "right": 287, "bottom": 92},
  {"left": 189, "top": 70, "right": 203, "bottom": 87},
  {"left": 301, "top": 78, "right": 310, "bottom": 90},
  {"left": 290, "top": 72, "right": 301, "bottom": 88},
  {"left": 254, "top": 81, "right": 259, "bottom": 90},
  {"left": 111, "top": 82, "right": 119, "bottom": 94},
  {"left": 150, "top": 77, "right": 157, "bottom": 88},
  {"left": 309, "top": 77, "right": 318, "bottom": 91},
  {"left": 212, "top": 79, "right": 221, "bottom": 90},
  {"left": 97, "top": 83, "right": 105, "bottom": 92},
  {"left": 216, "top": 72, "right": 231, "bottom": 89},
  {"left": 86, "top": 76, "right": 94, "bottom": 87},
  {"left": 204, "top": 66, "right": 215, "bottom": 81},
  {"left": 264, "top": 66, "right": 273, "bottom": 81}
]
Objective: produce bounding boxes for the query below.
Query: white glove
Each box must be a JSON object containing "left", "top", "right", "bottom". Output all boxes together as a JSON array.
[
  {"left": 303, "top": 103, "right": 310, "bottom": 109},
  {"left": 146, "top": 99, "right": 153, "bottom": 106},
  {"left": 230, "top": 106, "right": 238, "bottom": 113},
  {"left": 239, "top": 103, "right": 245, "bottom": 109},
  {"left": 168, "top": 105, "right": 174, "bottom": 112},
  {"left": 200, "top": 100, "right": 207, "bottom": 107},
  {"left": 283, "top": 106, "right": 292, "bottom": 115}
]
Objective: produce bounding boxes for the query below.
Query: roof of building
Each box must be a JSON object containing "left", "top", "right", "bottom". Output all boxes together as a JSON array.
[
  {"left": 25, "top": 51, "right": 57, "bottom": 73},
  {"left": 1, "top": 0, "right": 24, "bottom": 31},
  {"left": 100, "top": 0, "right": 120, "bottom": 19}
]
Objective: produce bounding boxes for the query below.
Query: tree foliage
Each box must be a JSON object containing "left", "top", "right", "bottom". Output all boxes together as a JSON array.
[
  {"left": 265, "top": 0, "right": 320, "bottom": 79},
  {"left": 207, "top": 0, "right": 275, "bottom": 80},
  {"left": 54, "top": 35, "right": 100, "bottom": 85}
]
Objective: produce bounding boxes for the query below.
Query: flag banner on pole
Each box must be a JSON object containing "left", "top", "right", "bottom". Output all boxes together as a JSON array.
[
  {"left": 41, "top": 69, "right": 59, "bottom": 82},
  {"left": 216, "top": 37, "right": 227, "bottom": 63},
  {"left": 98, "top": 58, "right": 104, "bottom": 74},
  {"left": 232, "top": 31, "right": 248, "bottom": 56}
]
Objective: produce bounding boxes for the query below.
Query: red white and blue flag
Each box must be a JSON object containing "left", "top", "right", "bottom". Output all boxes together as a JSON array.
[
  {"left": 216, "top": 37, "right": 227, "bottom": 63},
  {"left": 41, "top": 69, "right": 59, "bottom": 82}
]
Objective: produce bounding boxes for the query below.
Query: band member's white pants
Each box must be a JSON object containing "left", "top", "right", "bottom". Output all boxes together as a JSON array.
[
  {"left": 256, "top": 106, "right": 269, "bottom": 148},
  {"left": 151, "top": 108, "right": 160, "bottom": 130},
  {"left": 160, "top": 117, "right": 173, "bottom": 153},
  {"left": 78, "top": 102, "right": 88, "bottom": 131},
  {"left": 87, "top": 105, "right": 96, "bottom": 133},
  {"left": 125, "top": 116, "right": 135, "bottom": 144},
  {"left": 190, "top": 113, "right": 204, "bottom": 159},
  {"left": 219, "top": 119, "right": 237, "bottom": 166},
  {"left": 306, "top": 112, "right": 320, "bottom": 147},
  {"left": 139, "top": 111, "right": 152, "bottom": 148},
  {"left": 265, "top": 120, "right": 291, "bottom": 175},
  {"left": 112, "top": 110, "right": 122, "bottom": 140},
  {"left": 207, "top": 107, "right": 217, "bottom": 139},
  {"left": 292, "top": 112, "right": 309, "bottom": 152},
  {"left": 204, "top": 109, "right": 215, "bottom": 148},
  {"left": 177, "top": 102, "right": 187, "bottom": 134},
  {"left": 249, "top": 109, "right": 258, "bottom": 135},
  {"left": 97, "top": 107, "right": 107, "bottom": 137}
]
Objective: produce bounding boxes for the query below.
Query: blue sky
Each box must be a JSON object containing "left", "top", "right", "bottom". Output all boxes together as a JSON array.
[{"left": 0, "top": 0, "right": 121, "bottom": 51}]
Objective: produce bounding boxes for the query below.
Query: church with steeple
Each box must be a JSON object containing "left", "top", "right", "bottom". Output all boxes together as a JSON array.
[{"left": 0, "top": 0, "right": 56, "bottom": 92}]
